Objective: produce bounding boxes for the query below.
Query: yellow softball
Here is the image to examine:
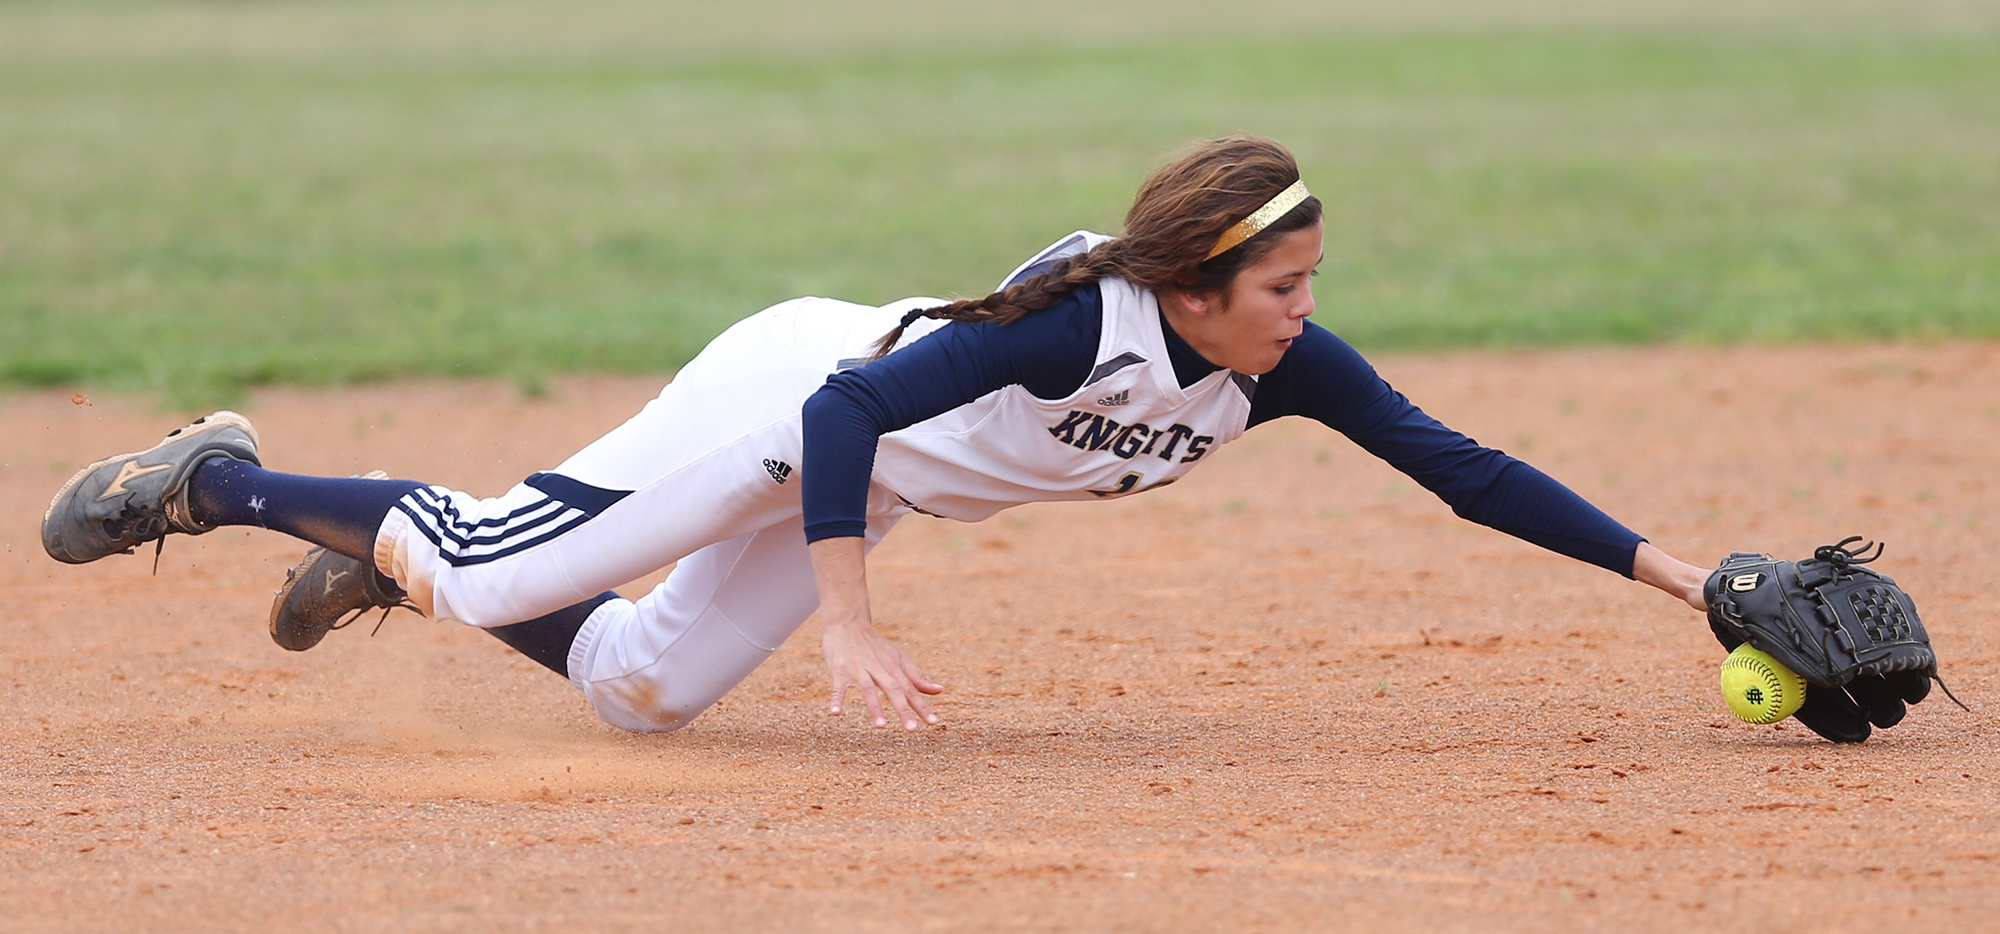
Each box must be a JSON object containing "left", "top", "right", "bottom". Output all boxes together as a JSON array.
[{"left": 1718, "top": 645, "right": 1808, "bottom": 724}]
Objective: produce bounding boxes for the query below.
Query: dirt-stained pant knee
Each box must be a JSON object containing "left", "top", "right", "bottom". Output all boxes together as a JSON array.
[{"left": 568, "top": 515, "right": 899, "bottom": 733}]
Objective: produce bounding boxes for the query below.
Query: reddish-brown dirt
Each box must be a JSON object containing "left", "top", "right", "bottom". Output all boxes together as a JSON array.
[{"left": 4, "top": 343, "right": 1997, "bottom": 932}]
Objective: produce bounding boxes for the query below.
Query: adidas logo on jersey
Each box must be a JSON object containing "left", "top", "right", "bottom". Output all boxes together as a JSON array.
[
  {"left": 1096, "top": 389, "right": 1129, "bottom": 407},
  {"left": 763, "top": 459, "right": 793, "bottom": 485}
]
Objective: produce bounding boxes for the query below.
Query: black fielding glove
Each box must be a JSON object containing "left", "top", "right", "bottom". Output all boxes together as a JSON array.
[{"left": 1704, "top": 537, "right": 1960, "bottom": 744}]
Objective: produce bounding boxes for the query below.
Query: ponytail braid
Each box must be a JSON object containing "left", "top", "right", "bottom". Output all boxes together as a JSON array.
[{"left": 864, "top": 241, "right": 1126, "bottom": 360}]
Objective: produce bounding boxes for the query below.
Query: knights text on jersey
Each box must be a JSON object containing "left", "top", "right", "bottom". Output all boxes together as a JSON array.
[{"left": 871, "top": 277, "right": 1255, "bottom": 521}]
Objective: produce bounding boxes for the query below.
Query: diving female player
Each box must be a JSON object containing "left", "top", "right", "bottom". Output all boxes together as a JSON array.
[{"left": 42, "top": 136, "right": 1714, "bottom": 734}]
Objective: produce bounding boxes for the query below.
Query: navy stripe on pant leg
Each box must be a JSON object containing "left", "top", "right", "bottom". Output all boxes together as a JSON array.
[{"left": 395, "top": 472, "right": 635, "bottom": 569}]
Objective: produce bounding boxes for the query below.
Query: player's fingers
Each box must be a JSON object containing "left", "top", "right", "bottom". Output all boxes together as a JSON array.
[
  {"left": 880, "top": 678, "right": 927, "bottom": 731},
  {"left": 904, "top": 688, "right": 939, "bottom": 726},
  {"left": 828, "top": 663, "right": 862, "bottom": 716},
  {"left": 860, "top": 676, "right": 888, "bottom": 728},
  {"left": 901, "top": 657, "right": 945, "bottom": 695},
  {"left": 827, "top": 675, "right": 849, "bottom": 716}
]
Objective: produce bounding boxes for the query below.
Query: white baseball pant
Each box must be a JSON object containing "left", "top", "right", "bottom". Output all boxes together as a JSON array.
[{"left": 373, "top": 297, "right": 921, "bottom": 732}]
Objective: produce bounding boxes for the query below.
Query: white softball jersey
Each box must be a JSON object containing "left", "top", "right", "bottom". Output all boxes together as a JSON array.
[{"left": 874, "top": 273, "right": 1255, "bottom": 519}]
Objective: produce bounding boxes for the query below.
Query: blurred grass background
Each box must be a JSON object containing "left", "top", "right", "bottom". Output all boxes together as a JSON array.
[{"left": 2, "top": 0, "right": 1996, "bottom": 402}]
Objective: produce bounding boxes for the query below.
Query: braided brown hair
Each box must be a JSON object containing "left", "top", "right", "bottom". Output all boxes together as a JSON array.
[{"left": 867, "top": 135, "right": 1323, "bottom": 359}]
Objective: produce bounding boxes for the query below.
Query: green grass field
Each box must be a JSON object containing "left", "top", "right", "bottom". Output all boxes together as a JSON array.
[{"left": 3, "top": 0, "right": 1996, "bottom": 401}]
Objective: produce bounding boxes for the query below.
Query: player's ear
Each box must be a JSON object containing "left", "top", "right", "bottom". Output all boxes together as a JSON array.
[{"left": 1170, "top": 284, "right": 1221, "bottom": 317}]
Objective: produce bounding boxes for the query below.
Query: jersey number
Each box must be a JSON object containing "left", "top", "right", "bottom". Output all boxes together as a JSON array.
[{"left": 1089, "top": 471, "right": 1178, "bottom": 499}]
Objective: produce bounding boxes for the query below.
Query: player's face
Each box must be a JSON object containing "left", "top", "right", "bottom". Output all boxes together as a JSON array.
[{"left": 1188, "top": 222, "right": 1323, "bottom": 375}]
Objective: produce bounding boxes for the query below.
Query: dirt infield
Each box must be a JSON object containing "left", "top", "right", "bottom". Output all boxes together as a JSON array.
[{"left": 4, "top": 343, "right": 1997, "bottom": 932}]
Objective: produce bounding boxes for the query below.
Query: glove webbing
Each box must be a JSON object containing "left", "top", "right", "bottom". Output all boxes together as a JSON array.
[{"left": 1817, "top": 537, "right": 1969, "bottom": 712}]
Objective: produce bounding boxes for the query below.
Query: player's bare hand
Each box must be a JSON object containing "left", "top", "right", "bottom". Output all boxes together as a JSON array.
[
  {"left": 808, "top": 536, "right": 943, "bottom": 730},
  {"left": 822, "top": 620, "right": 944, "bottom": 731}
]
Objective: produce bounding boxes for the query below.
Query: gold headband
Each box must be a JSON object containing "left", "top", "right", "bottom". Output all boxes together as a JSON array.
[{"left": 1203, "top": 179, "right": 1311, "bottom": 260}]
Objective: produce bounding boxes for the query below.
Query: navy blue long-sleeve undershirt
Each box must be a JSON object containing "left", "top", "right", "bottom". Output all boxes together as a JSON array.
[{"left": 800, "top": 284, "right": 1646, "bottom": 577}]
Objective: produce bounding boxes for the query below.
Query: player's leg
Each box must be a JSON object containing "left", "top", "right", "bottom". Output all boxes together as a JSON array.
[
  {"left": 257, "top": 406, "right": 810, "bottom": 653},
  {"left": 46, "top": 297, "right": 903, "bottom": 676},
  {"left": 44, "top": 404, "right": 807, "bottom": 673},
  {"left": 40, "top": 409, "right": 519, "bottom": 654},
  {"left": 376, "top": 412, "right": 809, "bottom": 629},
  {"left": 263, "top": 295, "right": 891, "bottom": 652},
  {"left": 569, "top": 512, "right": 902, "bottom": 733},
  {"left": 40, "top": 407, "right": 426, "bottom": 579},
  {"left": 373, "top": 296, "right": 908, "bottom": 630},
  {"left": 51, "top": 409, "right": 823, "bottom": 686},
  {"left": 189, "top": 459, "right": 421, "bottom": 565},
  {"left": 49, "top": 294, "right": 901, "bottom": 571}
]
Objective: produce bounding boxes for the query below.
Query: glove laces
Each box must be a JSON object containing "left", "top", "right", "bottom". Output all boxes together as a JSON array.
[{"left": 1814, "top": 535, "right": 1883, "bottom": 567}]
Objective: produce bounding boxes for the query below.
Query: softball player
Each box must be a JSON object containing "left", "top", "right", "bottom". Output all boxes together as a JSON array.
[{"left": 43, "top": 136, "right": 1713, "bottom": 734}]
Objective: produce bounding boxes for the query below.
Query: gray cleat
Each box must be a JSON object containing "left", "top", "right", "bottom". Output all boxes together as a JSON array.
[
  {"left": 268, "top": 545, "right": 418, "bottom": 652},
  {"left": 43, "top": 411, "right": 261, "bottom": 564},
  {"left": 268, "top": 471, "right": 419, "bottom": 652}
]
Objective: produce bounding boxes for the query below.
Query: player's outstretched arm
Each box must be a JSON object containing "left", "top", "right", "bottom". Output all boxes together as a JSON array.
[
  {"left": 808, "top": 537, "right": 944, "bottom": 731},
  {"left": 1632, "top": 541, "right": 1708, "bottom": 612}
]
